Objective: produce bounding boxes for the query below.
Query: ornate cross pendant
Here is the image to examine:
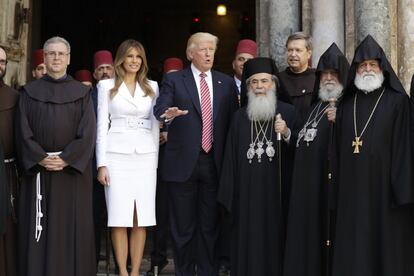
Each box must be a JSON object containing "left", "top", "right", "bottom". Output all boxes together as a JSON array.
[{"left": 352, "top": 136, "right": 363, "bottom": 154}]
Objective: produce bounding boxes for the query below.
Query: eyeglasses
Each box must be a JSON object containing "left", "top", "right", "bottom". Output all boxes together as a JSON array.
[
  {"left": 45, "top": 51, "right": 69, "bottom": 59},
  {"left": 0, "top": 59, "right": 7, "bottom": 66}
]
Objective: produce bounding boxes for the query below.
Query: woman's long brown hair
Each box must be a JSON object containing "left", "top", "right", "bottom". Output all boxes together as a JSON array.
[{"left": 110, "top": 39, "right": 155, "bottom": 99}]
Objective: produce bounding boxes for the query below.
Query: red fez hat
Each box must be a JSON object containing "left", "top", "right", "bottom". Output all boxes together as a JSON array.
[
  {"left": 75, "top": 69, "right": 93, "bottom": 83},
  {"left": 163, "top": 57, "right": 183, "bottom": 73},
  {"left": 235, "top": 39, "right": 257, "bottom": 57},
  {"left": 93, "top": 50, "right": 113, "bottom": 70},
  {"left": 32, "top": 49, "right": 44, "bottom": 69}
]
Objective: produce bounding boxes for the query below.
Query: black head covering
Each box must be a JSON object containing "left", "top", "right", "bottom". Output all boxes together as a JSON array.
[
  {"left": 312, "top": 43, "right": 350, "bottom": 103},
  {"left": 240, "top": 57, "right": 279, "bottom": 107},
  {"left": 344, "top": 35, "right": 405, "bottom": 96}
]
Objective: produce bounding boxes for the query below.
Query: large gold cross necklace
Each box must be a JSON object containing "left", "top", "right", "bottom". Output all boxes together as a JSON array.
[{"left": 352, "top": 88, "right": 385, "bottom": 154}]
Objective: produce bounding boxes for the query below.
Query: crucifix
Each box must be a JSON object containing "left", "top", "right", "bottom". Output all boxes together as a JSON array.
[{"left": 352, "top": 136, "right": 362, "bottom": 154}]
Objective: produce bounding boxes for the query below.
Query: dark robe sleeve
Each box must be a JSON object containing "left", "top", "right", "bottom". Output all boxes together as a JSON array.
[
  {"left": 390, "top": 95, "right": 414, "bottom": 206},
  {"left": 280, "top": 105, "right": 301, "bottom": 216},
  {"left": 15, "top": 92, "right": 48, "bottom": 173},
  {"left": 331, "top": 101, "right": 346, "bottom": 211},
  {"left": 59, "top": 93, "right": 96, "bottom": 173},
  {"left": 217, "top": 113, "right": 239, "bottom": 213},
  {"left": 154, "top": 74, "right": 174, "bottom": 121},
  {"left": 0, "top": 143, "right": 7, "bottom": 235}
]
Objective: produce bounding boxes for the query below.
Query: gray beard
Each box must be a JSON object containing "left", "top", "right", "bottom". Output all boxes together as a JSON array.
[
  {"left": 247, "top": 87, "right": 277, "bottom": 121},
  {"left": 354, "top": 72, "right": 384, "bottom": 93},
  {"left": 319, "top": 83, "right": 343, "bottom": 102}
]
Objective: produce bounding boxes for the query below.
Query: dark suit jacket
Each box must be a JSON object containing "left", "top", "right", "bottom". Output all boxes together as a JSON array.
[{"left": 154, "top": 66, "right": 239, "bottom": 182}]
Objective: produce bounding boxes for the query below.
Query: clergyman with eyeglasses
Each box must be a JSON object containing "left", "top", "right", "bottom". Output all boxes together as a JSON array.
[{"left": 16, "top": 36, "right": 97, "bottom": 276}]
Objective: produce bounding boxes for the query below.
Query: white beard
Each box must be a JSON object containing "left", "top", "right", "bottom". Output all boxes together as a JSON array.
[
  {"left": 354, "top": 71, "right": 384, "bottom": 93},
  {"left": 319, "top": 82, "right": 343, "bottom": 102},
  {"left": 247, "top": 86, "right": 277, "bottom": 122}
]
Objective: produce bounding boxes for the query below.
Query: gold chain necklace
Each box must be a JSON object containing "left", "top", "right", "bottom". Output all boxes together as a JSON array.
[{"left": 352, "top": 88, "right": 385, "bottom": 154}]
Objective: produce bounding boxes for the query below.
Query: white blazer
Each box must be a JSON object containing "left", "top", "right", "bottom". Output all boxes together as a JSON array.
[{"left": 96, "top": 78, "right": 160, "bottom": 168}]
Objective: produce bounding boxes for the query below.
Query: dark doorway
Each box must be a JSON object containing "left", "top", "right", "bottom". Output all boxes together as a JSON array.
[{"left": 33, "top": 0, "right": 255, "bottom": 82}]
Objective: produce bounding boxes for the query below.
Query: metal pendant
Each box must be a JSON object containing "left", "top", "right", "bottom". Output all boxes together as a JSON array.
[
  {"left": 297, "top": 128, "right": 306, "bottom": 148},
  {"left": 256, "top": 141, "right": 264, "bottom": 163},
  {"left": 304, "top": 128, "right": 318, "bottom": 146},
  {"left": 247, "top": 143, "right": 255, "bottom": 163},
  {"left": 266, "top": 141, "right": 275, "bottom": 162}
]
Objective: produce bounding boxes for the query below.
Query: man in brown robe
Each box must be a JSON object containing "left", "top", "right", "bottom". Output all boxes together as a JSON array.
[
  {"left": 16, "top": 37, "right": 96, "bottom": 276},
  {"left": 0, "top": 46, "right": 19, "bottom": 276},
  {"left": 277, "top": 32, "right": 316, "bottom": 121}
]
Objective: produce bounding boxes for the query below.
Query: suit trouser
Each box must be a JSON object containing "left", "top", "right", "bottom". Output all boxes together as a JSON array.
[
  {"left": 150, "top": 173, "right": 169, "bottom": 267},
  {"left": 93, "top": 180, "right": 106, "bottom": 264},
  {"left": 168, "top": 151, "right": 219, "bottom": 276}
]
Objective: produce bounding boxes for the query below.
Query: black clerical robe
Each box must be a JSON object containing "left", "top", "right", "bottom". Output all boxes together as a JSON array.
[
  {"left": 278, "top": 68, "right": 316, "bottom": 121},
  {"left": 0, "top": 143, "right": 6, "bottom": 235},
  {"left": 332, "top": 88, "right": 414, "bottom": 276},
  {"left": 283, "top": 100, "right": 333, "bottom": 276},
  {"left": 0, "top": 80, "right": 19, "bottom": 276},
  {"left": 16, "top": 76, "right": 97, "bottom": 276},
  {"left": 218, "top": 102, "right": 299, "bottom": 276}
]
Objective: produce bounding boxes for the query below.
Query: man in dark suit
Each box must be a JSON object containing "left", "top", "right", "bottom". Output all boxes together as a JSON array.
[
  {"left": 154, "top": 32, "right": 239, "bottom": 276},
  {"left": 90, "top": 50, "right": 114, "bottom": 268}
]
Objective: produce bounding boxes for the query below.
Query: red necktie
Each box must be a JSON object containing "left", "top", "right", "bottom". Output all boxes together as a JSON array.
[{"left": 200, "top": 72, "right": 213, "bottom": 153}]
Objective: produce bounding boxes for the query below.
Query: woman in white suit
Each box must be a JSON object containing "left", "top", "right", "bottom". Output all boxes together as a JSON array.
[{"left": 96, "top": 39, "right": 159, "bottom": 276}]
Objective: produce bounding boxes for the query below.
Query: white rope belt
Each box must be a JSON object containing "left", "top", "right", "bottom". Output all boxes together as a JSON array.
[
  {"left": 35, "top": 151, "right": 62, "bottom": 242},
  {"left": 4, "top": 157, "right": 15, "bottom": 163}
]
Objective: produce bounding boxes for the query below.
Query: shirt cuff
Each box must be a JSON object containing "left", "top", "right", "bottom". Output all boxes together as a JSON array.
[{"left": 164, "top": 117, "right": 174, "bottom": 125}]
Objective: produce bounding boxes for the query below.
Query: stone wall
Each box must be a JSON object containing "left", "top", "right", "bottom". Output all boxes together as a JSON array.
[{"left": 258, "top": 0, "right": 414, "bottom": 93}]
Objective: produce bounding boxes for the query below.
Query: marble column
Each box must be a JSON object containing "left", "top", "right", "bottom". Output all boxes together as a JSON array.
[
  {"left": 397, "top": 0, "right": 414, "bottom": 93},
  {"left": 267, "top": 0, "right": 300, "bottom": 69},
  {"left": 355, "top": 0, "right": 391, "bottom": 57},
  {"left": 301, "top": 0, "right": 312, "bottom": 35},
  {"left": 256, "top": 0, "right": 271, "bottom": 57},
  {"left": 344, "top": 0, "right": 355, "bottom": 62},
  {"left": 311, "top": 0, "right": 344, "bottom": 66}
]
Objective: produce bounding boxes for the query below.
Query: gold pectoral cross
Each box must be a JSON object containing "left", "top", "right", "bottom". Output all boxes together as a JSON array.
[{"left": 352, "top": 136, "right": 362, "bottom": 154}]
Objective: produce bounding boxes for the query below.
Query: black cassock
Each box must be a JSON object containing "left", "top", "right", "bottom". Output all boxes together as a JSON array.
[
  {"left": 283, "top": 100, "right": 332, "bottom": 276},
  {"left": 218, "top": 102, "right": 299, "bottom": 276},
  {"left": 332, "top": 87, "right": 414, "bottom": 276},
  {"left": 0, "top": 143, "right": 7, "bottom": 235},
  {"left": 283, "top": 42, "right": 349, "bottom": 276},
  {"left": 16, "top": 76, "right": 96, "bottom": 276},
  {"left": 278, "top": 67, "right": 316, "bottom": 122}
]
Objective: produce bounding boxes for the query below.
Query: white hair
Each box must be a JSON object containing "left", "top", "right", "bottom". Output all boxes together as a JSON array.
[
  {"left": 247, "top": 84, "right": 277, "bottom": 121},
  {"left": 354, "top": 71, "right": 384, "bottom": 93},
  {"left": 319, "top": 82, "right": 343, "bottom": 102},
  {"left": 43, "top": 36, "right": 71, "bottom": 53},
  {"left": 186, "top": 32, "right": 218, "bottom": 61}
]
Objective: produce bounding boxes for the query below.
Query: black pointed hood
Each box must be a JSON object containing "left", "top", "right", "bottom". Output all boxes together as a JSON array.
[
  {"left": 344, "top": 35, "right": 405, "bottom": 96},
  {"left": 312, "top": 43, "right": 350, "bottom": 103},
  {"left": 240, "top": 57, "right": 279, "bottom": 107}
]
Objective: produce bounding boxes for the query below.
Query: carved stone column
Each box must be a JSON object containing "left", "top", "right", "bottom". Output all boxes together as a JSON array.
[
  {"left": 397, "top": 0, "right": 414, "bottom": 93},
  {"left": 355, "top": 0, "right": 391, "bottom": 57},
  {"left": 267, "top": 0, "right": 300, "bottom": 69},
  {"left": 311, "top": 0, "right": 344, "bottom": 66}
]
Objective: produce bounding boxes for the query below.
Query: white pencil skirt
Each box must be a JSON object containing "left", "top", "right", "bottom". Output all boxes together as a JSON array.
[{"left": 105, "top": 151, "right": 157, "bottom": 227}]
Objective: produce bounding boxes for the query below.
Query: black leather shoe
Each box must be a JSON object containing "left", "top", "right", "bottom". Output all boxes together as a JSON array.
[{"left": 146, "top": 259, "right": 168, "bottom": 275}]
